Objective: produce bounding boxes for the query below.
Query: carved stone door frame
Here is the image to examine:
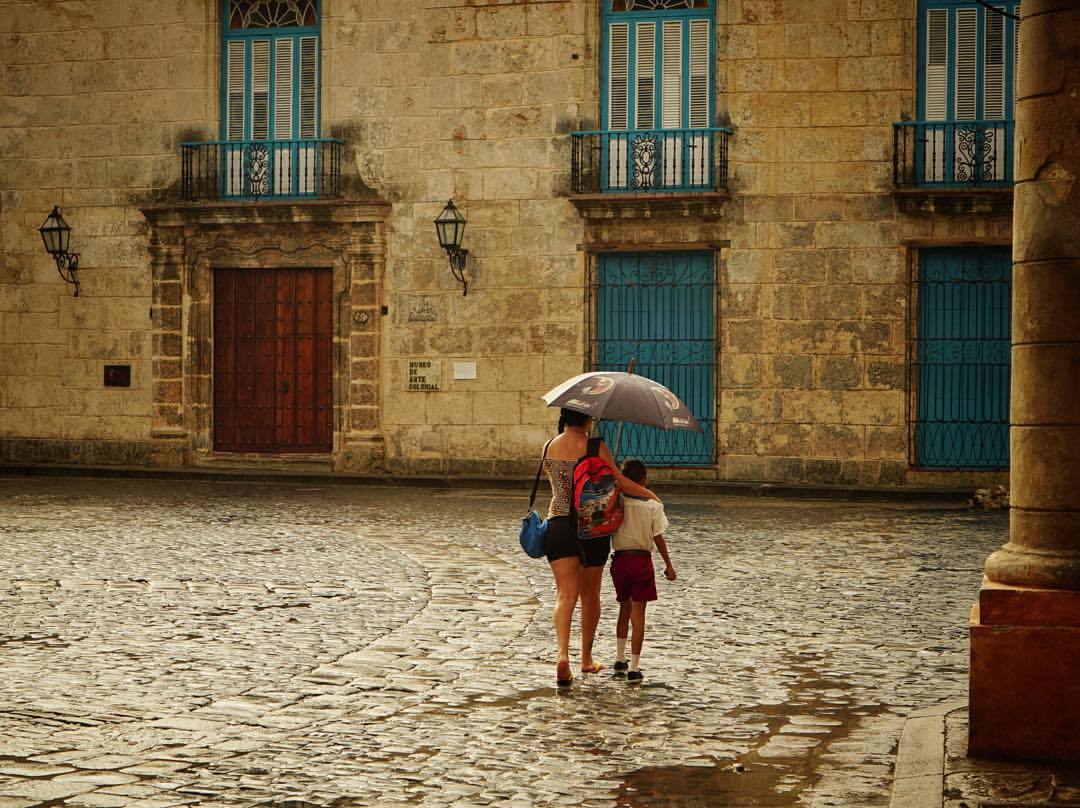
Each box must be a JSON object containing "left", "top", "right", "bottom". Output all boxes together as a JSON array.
[{"left": 141, "top": 200, "right": 390, "bottom": 471}]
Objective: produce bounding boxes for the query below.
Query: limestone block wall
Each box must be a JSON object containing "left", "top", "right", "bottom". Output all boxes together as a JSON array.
[
  {"left": 327, "top": 1, "right": 593, "bottom": 475},
  {"left": 714, "top": 0, "right": 916, "bottom": 487},
  {"left": 0, "top": 0, "right": 215, "bottom": 464}
]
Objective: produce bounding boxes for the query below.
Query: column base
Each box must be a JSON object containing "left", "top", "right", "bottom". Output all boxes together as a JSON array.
[{"left": 969, "top": 577, "right": 1080, "bottom": 761}]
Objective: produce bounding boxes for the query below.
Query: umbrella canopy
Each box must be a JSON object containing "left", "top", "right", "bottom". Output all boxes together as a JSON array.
[{"left": 542, "top": 371, "right": 703, "bottom": 433}]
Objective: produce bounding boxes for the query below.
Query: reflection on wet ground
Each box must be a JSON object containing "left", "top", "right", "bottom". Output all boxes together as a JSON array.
[
  {"left": 0, "top": 477, "right": 1006, "bottom": 806},
  {"left": 617, "top": 654, "right": 887, "bottom": 806}
]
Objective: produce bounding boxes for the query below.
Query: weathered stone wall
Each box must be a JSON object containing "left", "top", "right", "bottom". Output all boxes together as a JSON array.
[
  {"left": 710, "top": 0, "right": 915, "bottom": 486},
  {"left": 0, "top": 0, "right": 214, "bottom": 463},
  {"left": 0, "top": 0, "right": 1011, "bottom": 488},
  {"left": 328, "top": 1, "right": 592, "bottom": 476}
]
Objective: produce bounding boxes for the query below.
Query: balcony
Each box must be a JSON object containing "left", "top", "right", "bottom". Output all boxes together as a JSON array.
[
  {"left": 181, "top": 138, "right": 344, "bottom": 202},
  {"left": 893, "top": 120, "right": 1014, "bottom": 189},
  {"left": 571, "top": 127, "right": 732, "bottom": 194}
]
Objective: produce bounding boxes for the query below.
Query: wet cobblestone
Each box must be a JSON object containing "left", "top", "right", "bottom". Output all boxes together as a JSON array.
[{"left": 0, "top": 476, "right": 1006, "bottom": 806}]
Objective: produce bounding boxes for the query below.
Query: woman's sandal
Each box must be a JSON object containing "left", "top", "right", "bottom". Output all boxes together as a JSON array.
[
  {"left": 556, "top": 660, "right": 574, "bottom": 687},
  {"left": 580, "top": 662, "right": 605, "bottom": 674}
]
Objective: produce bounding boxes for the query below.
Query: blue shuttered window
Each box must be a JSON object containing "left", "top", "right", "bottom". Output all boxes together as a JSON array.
[
  {"left": 220, "top": 1, "right": 321, "bottom": 198},
  {"left": 914, "top": 0, "right": 1019, "bottom": 185},
  {"left": 593, "top": 252, "right": 716, "bottom": 467},
  {"left": 600, "top": 2, "right": 716, "bottom": 191},
  {"left": 914, "top": 247, "right": 1011, "bottom": 469}
]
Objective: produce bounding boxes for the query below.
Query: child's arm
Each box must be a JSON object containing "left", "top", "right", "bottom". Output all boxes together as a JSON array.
[{"left": 654, "top": 535, "right": 676, "bottom": 580}]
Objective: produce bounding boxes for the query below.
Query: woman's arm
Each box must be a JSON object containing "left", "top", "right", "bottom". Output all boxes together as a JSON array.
[{"left": 598, "top": 440, "right": 661, "bottom": 502}]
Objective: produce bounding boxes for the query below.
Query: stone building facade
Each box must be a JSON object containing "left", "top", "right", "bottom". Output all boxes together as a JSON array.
[{"left": 0, "top": 0, "right": 1014, "bottom": 488}]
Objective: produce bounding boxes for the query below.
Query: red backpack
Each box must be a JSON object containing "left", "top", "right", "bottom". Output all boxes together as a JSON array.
[{"left": 572, "top": 437, "right": 624, "bottom": 540}]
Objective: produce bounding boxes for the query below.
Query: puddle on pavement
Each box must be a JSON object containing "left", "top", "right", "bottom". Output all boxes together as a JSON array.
[{"left": 615, "top": 653, "right": 888, "bottom": 807}]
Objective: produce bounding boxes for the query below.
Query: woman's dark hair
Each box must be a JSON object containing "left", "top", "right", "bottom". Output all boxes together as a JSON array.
[{"left": 558, "top": 407, "right": 590, "bottom": 433}]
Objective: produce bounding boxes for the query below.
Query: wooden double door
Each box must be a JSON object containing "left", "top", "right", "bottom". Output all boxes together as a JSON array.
[{"left": 213, "top": 268, "right": 333, "bottom": 453}]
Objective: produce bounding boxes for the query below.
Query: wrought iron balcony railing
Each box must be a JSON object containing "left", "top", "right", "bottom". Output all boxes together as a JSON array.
[
  {"left": 571, "top": 127, "right": 732, "bottom": 194},
  {"left": 181, "top": 138, "right": 344, "bottom": 201},
  {"left": 893, "top": 120, "right": 1014, "bottom": 188}
]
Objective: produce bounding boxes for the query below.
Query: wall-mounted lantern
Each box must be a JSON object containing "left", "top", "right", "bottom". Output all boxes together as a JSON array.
[
  {"left": 434, "top": 199, "right": 468, "bottom": 296},
  {"left": 38, "top": 206, "right": 80, "bottom": 297}
]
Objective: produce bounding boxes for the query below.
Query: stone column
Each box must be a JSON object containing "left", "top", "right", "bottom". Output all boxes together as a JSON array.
[
  {"left": 146, "top": 226, "right": 189, "bottom": 467},
  {"left": 969, "top": 0, "right": 1080, "bottom": 761}
]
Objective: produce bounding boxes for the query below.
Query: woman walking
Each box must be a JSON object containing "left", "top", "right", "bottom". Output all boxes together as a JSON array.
[{"left": 542, "top": 408, "right": 659, "bottom": 685}]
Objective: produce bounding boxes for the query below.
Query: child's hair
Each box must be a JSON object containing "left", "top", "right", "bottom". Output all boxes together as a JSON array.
[
  {"left": 621, "top": 458, "right": 647, "bottom": 484},
  {"left": 558, "top": 408, "right": 591, "bottom": 433}
]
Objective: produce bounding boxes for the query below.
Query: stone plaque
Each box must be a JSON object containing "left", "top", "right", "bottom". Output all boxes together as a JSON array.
[
  {"left": 406, "top": 297, "right": 439, "bottom": 322},
  {"left": 406, "top": 359, "right": 441, "bottom": 392},
  {"left": 453, "top": 361, "right": 477, "bottom": 380}
]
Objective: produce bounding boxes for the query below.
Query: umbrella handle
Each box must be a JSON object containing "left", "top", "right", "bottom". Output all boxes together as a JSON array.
[{"left": 611, "top": 357, "right": 634, "bottom": 462}]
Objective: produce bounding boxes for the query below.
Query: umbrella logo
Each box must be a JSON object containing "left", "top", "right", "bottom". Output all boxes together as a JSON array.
[
  {"left": 652, "top": 385, "right": 681, "bottom": 411},
  {"left": 581, "top": 376, "right": 614, "bottom": 396}
]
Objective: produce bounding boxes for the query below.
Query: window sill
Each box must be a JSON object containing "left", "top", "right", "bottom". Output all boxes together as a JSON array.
[
  {"left": 569, "top": 191, "right": 731, "bottom": 220},
  {"left": 893, "top": 186, "right": 1013, "bottom": 216}
]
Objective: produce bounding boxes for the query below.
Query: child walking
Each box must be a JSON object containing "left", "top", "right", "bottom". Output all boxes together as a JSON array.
[{"left": 610, "top": 459, "right": 676, "bottom": 682}]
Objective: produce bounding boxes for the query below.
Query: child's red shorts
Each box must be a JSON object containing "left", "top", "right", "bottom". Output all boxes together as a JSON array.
[{"left": 610, "top": 551, "right": 657, "bottom": 603}]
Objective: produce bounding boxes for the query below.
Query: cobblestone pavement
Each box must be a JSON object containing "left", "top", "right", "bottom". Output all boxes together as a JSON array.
[{"left": 0, "top": 475, "right": 1006, "bottom": 807}]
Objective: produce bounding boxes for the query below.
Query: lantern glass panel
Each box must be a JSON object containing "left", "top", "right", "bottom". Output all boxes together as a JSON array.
[
  {"left": 39, "top": 209, "right": 71, "bottom": 256},
  {"left": 434, "top": 201, "right": 465, "bottom": 250}
]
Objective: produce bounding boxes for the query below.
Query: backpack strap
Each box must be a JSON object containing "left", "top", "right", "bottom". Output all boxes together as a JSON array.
[
  {"left": 586, "top": 436, "right": 602, "bottom": 458},
  {"left": 528, "top": 439, "right": 554, "bottom": 511}
]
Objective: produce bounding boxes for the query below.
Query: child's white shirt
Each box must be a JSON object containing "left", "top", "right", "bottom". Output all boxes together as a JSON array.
[{"left": 612, "top": 497, "right": 669, "bottom": 552}]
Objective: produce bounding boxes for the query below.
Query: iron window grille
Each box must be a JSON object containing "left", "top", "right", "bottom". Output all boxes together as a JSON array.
[
  {"left": 585, "top": 251, "right": 719, "bottom": 467},
  {"left": 906, "top": 247, "right": 1011, "bottom": 470}
]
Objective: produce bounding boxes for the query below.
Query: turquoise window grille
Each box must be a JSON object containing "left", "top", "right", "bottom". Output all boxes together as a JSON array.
[
  {"left": 591, "top": 252, "right": 716, "bottom": 466},
  {"left": 913, "top": 247, "right": 1011, "bottom": 469}
]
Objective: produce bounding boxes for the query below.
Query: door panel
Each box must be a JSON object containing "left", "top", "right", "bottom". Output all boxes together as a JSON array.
[{"left": 214, "top": 268, "right": 332, "bottom": 453}]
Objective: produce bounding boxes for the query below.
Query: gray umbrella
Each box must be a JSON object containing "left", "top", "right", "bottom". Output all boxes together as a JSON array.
[{"left": 541, "top": 371, "right": 703, "bottom": 433}]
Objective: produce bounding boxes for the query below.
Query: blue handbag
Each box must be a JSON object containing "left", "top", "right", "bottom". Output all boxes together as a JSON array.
[{"left": 519, "top": 439, "right": 553, "bottom": 559}]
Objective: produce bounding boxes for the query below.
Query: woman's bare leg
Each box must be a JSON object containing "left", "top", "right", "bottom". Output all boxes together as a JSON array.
[
  {"left": 550, "top": 556, "right": 580, "bottom": 681},
  {"left": 579, "top": 564, "right": 604, "bottom": 671}
]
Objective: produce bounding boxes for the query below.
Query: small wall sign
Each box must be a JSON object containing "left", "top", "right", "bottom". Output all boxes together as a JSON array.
[
  {"left": 453, "top": 361, "right": 477, "bottom": 380},
  {"left": 406, "top": 359, "right": 441, "bottom": 392},
  {"left": 104, "top": 365, "right": 131, "bottom": 387}
]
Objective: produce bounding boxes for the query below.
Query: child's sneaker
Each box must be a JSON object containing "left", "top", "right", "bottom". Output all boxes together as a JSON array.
[
  {"left": 613, "top": 660, "right": 628, "bottom": 675},
  {"left": 626, "top": 670, "right": 644, "bottom": 683}
]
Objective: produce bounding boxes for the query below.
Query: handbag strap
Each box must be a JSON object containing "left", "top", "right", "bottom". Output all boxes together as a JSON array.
[{"left": 528, "top": 439, "right": 554, "bottom": 511}]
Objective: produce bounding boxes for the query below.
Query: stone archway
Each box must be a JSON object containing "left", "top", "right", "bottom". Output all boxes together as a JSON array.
[{"left": 141, "top": 200, "right": 389, "bottom": 472}]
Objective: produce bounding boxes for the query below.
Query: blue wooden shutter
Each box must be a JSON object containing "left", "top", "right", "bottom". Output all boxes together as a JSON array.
[
  {"left": 299, "top": 36, "right": 318, "bottom": 138},
  {"left": 635, "top": 22, "right": 656, "bottom": 130},
  {"left": 226, "top": 40, "right": 246, "bottom": 140},
  {"left": 688, "top": 18, "right": 711, "bottom": 185},
  {"left": 274, "top": 39, "right": 294, "bottom": 140}
]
